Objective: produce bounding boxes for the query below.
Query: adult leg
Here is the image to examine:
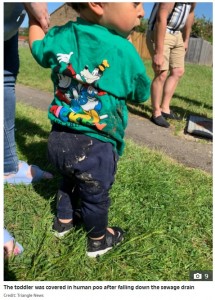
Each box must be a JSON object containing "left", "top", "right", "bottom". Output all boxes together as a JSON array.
[
  {"left": 161, "top": 32, "right": 185, "bottom": 117},
  {"left": 161, "top": 67, "right": 184, "bottom": 114},
  {"left": 150, "top": 70, "right": 170, "bottom": 128},
  {"left": 151, "top": 70, "right": 168, "bottom": 117},
  {"left": 4, "top": 34, "right": 52, "bottom": 184},
  {"left": 4, "top": 34, "right": 19, "bottom": 174},
  {"left": 146, "top": 31, "right": 171, "bottom": 128}
]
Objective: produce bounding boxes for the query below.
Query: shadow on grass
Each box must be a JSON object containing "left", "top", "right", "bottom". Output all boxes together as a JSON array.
[
  {"left": 127, "top": 101, "right": 151, "bottom": 119},
  {"left": 127, "top": 102, "right": 190, "bottom": 121},
  {"left": 127, "top": 96, "right": 211, "bottom": 121},
  {"left": 174, "top": 93, "right": 213, "bottom": 111}
]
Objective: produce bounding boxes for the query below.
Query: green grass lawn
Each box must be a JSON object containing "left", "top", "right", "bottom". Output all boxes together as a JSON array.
[{"left": 4, "top": 103, "right": 212, "bottom": 281}]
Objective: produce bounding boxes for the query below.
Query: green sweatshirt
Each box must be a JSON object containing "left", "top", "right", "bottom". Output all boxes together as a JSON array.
[{"left": 32, "top": 18, "right": 151, "bottom": 155}]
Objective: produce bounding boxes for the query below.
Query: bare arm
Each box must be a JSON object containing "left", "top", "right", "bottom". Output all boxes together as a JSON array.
[
  {"left": 182, "top": 3, "right": 196, "bottom": 50},
  {"left": 153, "top": 3, "right": 175, "bottom": 73},
  {"left": 28, "top": 16, "right": 45, "bottom": 50}
]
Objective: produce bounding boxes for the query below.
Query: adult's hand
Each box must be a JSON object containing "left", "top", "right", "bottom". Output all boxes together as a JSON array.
[
  {"left": 152, "top": 53, "right": 164, "bottom": 74},
  {"left": 184, "top": 40, "right": 189, "bottom": 52},
  {"left": 24, "top": 2, "right": 50, "bottom": 33}
]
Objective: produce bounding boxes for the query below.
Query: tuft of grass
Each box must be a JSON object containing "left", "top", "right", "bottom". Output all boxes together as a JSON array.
[{"left": 4, "top": 103, "right": 212, "bottom": 281}]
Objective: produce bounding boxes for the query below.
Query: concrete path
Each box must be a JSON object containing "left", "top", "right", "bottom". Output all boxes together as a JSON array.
[{"left": 16, "top": 84, "right": 212, "bottom": 174}]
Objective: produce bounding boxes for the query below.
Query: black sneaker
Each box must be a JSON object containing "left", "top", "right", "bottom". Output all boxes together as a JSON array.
[
  {"left": 52, "top": 217, "right": 73, "bottom": 238},
  {"left": 87, "top": 227, "right": 124, "bottom": 258}
]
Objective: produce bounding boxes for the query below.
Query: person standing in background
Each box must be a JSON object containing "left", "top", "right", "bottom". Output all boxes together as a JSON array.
[{"left": 146, "top": 2, "right": 196, "bottom": 128}]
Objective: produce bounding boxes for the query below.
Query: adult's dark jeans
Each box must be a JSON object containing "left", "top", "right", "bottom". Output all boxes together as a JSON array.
[
  {"left": 48, "top": 124, "right": 119, "bottom": 238},
  {"left": 4, "top": 33, "right": 19, "bottom": 174}
]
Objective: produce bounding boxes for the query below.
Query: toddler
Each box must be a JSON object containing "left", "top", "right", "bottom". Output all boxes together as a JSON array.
[{"left": 28, "top": 2, "right": 150, "bottom": 257}]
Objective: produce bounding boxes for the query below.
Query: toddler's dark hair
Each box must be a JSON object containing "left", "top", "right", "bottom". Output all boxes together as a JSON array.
[{"left": 67, "top": 3, "right": 88, "bottom": 13}]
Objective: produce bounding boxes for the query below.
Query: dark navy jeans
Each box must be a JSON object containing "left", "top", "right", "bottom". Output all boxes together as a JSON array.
[{"left": 48, "top": 124, "right": 119, "bottom": 238}]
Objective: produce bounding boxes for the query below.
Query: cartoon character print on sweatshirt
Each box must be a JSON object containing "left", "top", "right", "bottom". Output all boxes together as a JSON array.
[{"left": 51, "top": 51, "right": 109, "bottom": 131}]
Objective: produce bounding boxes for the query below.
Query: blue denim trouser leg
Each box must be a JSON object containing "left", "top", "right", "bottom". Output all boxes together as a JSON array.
[
  {"left": 48, "top": 125, "right": 119, "bottom": 238},
  {"left": 4, "top": 33, "right": 19, "bottom": 174}
]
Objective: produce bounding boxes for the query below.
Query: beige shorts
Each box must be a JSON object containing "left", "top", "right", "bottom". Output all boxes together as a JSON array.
[{"left": 146, "top": 31, "right": 185, "bottom": 70}]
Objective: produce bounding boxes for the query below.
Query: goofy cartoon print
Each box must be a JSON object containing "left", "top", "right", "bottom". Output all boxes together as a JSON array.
[{"left": 50, "top": 51, "right": 109, "bottom": 131}]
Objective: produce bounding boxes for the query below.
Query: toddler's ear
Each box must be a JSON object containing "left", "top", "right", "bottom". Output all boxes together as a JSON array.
[{"left": 88, "top": 3, "right": 104, "bottom": 16}]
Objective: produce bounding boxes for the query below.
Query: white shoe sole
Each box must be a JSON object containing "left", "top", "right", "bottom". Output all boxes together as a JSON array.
[
  {"left": 87, "top": 236, "right": 124, "bottom": 258},
  {"left": 53, "top": 228, "right": 73, "bottom": 238},
  {"left": 87, "top": 246, "right": 113, "bottom": 258}
]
